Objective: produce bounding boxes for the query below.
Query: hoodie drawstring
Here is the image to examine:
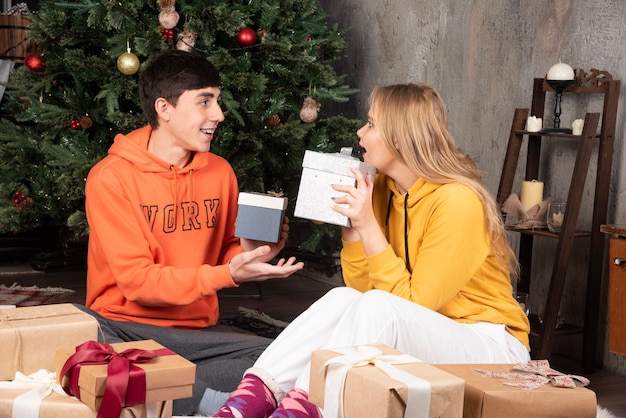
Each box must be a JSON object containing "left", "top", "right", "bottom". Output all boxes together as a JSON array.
[
  {"left": 385, "top": 191, "right": 412, "bottom": 273},
  {"left": 403, "top": 193, "right": 411, "bottom": 273},
  {"left": 170, "top": 165, "right": 178, "bottom": 227},
  {"left": 188, "top": 169, "right": 194, "bottom": 202},
  {"left": 385, "top": 191, "right": 394, "bottom": 226},
  {"left": 169, "top": 166, "right": 195, "bottom": 229}
]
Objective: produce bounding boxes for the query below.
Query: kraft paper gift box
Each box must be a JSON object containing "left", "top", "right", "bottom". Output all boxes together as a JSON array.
[
  {"left": 0, "top": 303, "right": 99, "bottom": 381},
  {"left": 294, "top": 148, "right": 376, "bottom": 226},
  {"left": 235, "top": 192, "right": 288, "bottom": 243},
  {"left": 435, "top": 364, "right": 598, "bottom": 418},
  {"left": 0, "top": 387, "right": 173, "bottom": 418},
  {"left": 56, "top": 339, "right": 195, "bottom": 412},
  {"left": 309, "top": 344, "right": 464, "bottom": 418}
]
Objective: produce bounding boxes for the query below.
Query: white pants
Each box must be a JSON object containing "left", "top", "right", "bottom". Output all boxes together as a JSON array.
[{"left": 254, "top": 287, "right": 530, "bottom": 394}]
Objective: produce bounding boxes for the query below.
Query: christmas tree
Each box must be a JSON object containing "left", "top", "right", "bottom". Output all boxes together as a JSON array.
[{"left": 0, "top": 0, "right": 362, "bottom": 263}]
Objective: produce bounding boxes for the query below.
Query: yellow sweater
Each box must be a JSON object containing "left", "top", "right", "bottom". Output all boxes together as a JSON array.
[{"left": 341, "top": 175, "right": 530, "bottom": 350}]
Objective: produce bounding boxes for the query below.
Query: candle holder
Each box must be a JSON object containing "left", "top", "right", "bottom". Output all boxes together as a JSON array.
[{"left": 543, "top": 79, "right": 574, "bottom": 134}]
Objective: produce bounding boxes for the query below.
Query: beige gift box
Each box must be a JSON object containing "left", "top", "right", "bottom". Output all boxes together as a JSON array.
[
  {"left": 0, "top": 389, "right": 172, "bottom": 418},
  {"left": 310, "top": 344, "right": 464, "bottom": 418},
  {"left": 56, "top": 339, "right": 196, "bottom": 411},
  {"left": 0, "top": 303, "right": 99, "bottom": 381},
  {"left": 436, "top": 364, "right": 598, "bottom": 418}
]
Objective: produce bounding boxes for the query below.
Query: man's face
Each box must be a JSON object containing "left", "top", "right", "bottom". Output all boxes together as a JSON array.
[{"left": 165, "top": 86, "right": 225, "bottom": 153}]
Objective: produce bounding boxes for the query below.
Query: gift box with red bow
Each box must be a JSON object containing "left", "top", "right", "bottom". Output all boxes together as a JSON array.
[
  {"left": 0, "top": 303, "right": 99, "bottom": 381},
  {"left": 55, "top": 340, "right": 195, "bottom": 418},
  {"left": 436, "top": 363, "right": 598, "bottom": 418},
  {"left": 309, "top": 344, "right": 464, "bottom": 418}
]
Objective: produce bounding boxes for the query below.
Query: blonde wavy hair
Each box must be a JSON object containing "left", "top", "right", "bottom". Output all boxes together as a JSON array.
[{"left": 369, "top": 83, "right": 519, "bottom": 277}]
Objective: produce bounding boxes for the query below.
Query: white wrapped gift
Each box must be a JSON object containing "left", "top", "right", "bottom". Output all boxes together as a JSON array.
[{"left": 294, "top": 148, "right": 376, "bottom": 226}]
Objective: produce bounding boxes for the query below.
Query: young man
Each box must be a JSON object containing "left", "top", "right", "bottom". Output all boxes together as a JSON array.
[{"left": 80, "top": 49, "right": 304, "bottom": 415}]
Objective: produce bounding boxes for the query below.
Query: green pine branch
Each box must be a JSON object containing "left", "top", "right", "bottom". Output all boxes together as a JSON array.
[{"left": 1, "top": 0, "right": 362, "bottom": 262}]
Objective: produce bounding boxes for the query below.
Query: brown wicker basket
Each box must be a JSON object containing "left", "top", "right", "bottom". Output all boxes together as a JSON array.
[{"left": 0, "top": 14, "right": 39, "bottom": 63}]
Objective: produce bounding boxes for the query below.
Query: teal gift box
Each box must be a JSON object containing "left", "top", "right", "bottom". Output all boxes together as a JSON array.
[{"left": 235, "top": 192, "right": 288, "bottom": 243}]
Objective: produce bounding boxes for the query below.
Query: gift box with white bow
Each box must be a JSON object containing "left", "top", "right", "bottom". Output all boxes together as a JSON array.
[
  {"left": 0, "top": 370, "right": 173, "bottom": 418},
  {"left": 309, "top": 344, "right": 464, "bottom": 418},
  {"left": 294, "top": 148, "right": 376, "bottom": 227},
  {"left": 0, "top": 303, "right": 99, "bottom": 381},
  {"left": 436, "top": 363, "right": 598, "bottom": 418}
]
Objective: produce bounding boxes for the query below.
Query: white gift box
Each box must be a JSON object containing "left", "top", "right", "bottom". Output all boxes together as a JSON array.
[
  {"left": 235, "top": 192, "right": 288, "bottom": 243},
  {"left": 294, "top": 148, "right": 376, "bottom": 227}
]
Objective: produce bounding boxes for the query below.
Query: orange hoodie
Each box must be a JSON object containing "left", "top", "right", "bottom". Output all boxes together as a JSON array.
[{"left": 85, "top": 125, "right": 242, "bottom": 328}]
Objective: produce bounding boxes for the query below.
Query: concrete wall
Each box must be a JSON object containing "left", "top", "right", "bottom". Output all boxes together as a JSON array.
[{"left": 318, "top": 0, "right": 626, "bottom": 374}]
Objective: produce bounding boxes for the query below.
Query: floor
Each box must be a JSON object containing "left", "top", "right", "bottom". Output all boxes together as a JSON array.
[{"left": 2, "top": 259, "right": 626, "bottom": 417}]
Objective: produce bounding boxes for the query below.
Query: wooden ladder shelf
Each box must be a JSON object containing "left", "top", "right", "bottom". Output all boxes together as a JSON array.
[{"left": 496, "top": 70, "right": 620, "bottom": 372}]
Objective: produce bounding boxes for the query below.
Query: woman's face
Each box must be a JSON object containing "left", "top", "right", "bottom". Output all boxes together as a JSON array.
[{"left": 356, "top": 105, "right": 396, "bottom": 175}]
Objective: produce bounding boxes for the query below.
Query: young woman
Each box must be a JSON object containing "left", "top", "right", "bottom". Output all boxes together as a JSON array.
[{"left": 211, "top": 83, "right": 530, "bottom": 418}]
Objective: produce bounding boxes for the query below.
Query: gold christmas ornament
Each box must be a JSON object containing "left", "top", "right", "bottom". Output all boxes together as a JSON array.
[
  {"left": 117, "top": 48, "right": 140, "bottom": 75},
  {"left": 300, "top": 96, "right": 320, "bottom": 123}
]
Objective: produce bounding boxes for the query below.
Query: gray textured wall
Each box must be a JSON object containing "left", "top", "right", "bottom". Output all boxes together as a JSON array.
[{"left": 318, "top": 0, "right": 626, "bottom": 374}]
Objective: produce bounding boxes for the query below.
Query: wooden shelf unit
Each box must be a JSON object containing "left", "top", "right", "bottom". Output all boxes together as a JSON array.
[{"left": 496, "top": 70, "right": 620, "bottom": 372}]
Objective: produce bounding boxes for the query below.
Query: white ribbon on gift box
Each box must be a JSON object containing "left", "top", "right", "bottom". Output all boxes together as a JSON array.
[
  {"left": 320, "top": 345, "right": 431, "bottom": 418},
  {"left": 0, "top": 370, "right": 160, "bottom": 418},
  {"left": 0, "top": 369, "right": 68, "bottom": 418}
]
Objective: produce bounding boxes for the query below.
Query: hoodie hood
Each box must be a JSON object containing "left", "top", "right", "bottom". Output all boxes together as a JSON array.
[
  {"left": 109, "top": 125, "right": 212, "bottom": 174},
  {"left": 384, "top": 176, "right": 441, "bottom": 208},
  {"left": 108, "top": 125, "right": 217, "bottom": 225}
]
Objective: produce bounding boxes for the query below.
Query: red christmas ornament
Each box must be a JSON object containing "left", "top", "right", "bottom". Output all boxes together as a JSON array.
[
  {"left": 162, "top": 28, "right": 175, "bottom": 40},
  {"left": 236, "top": 27, "right": 257, "bottom": 47},
  {"left": 12, "top": 191, "right": 33, "bottom": 209},
  {"left": 70, "top": 119, "right": 82, "bottom": 129},
  {"left": 24, "top": 53, "right": 45, "bottom": 72}
]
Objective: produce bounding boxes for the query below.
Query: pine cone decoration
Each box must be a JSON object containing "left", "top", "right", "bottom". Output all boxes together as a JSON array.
[
  {"left": 266, "top": 115, "right": 281, "bottom": 129},
  {"left": 80, "top": 116, "right": 93, "bottom": 129}
]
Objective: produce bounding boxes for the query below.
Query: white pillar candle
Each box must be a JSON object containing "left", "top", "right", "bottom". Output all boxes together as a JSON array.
[
  {"left": 547, "top": 62, "right": 575, "bottom": 80},
  {"left": 526, "top": 116, "right": 542, "bottom": 132},
  {"left": 572, "top": 119, "right": 584, "bottom": 135},
  {"left": 520, "top": 180, "right": 544, "bottom": 211}
]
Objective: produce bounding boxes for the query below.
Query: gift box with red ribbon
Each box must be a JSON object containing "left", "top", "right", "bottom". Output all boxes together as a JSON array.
[
  {"left": 0, "top": 303, "right": 99, "bottom": 381},
  {"left": 55, "top": 340, "right": 195, "bottom": 418},
  {"left": 309, "top": 344, "right": 464, "bottom": 418}
]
